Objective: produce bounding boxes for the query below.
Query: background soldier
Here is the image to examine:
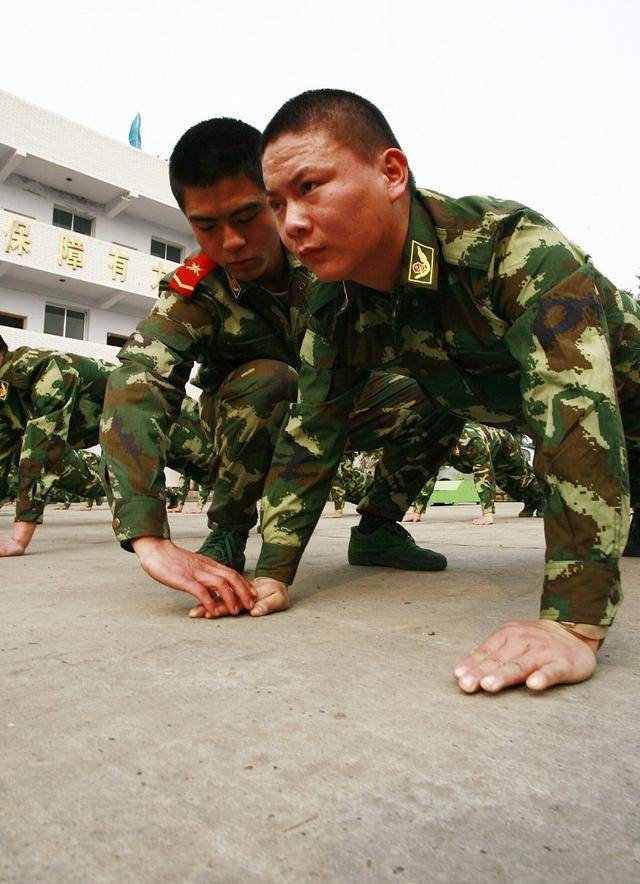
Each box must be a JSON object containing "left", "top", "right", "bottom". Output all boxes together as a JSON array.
[
  {"left": 406, "top": 423, "right": 545, "bottom": 524},
  {"left": 325, "top": 451, "right": 377, "bottom": 518},
  {"left": 253, "top": 88, "right": 640, "bottom": 694},
  {"left": 0, "top": 337, "right": 112, "bottom": 556}
]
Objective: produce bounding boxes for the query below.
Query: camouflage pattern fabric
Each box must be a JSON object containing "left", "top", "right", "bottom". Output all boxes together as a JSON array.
[
  {"left": 53, "top": 448, "right": 104, "bottom": 505},
  {"left": 100, "top": 252, "right": 311, "bottom": 546},
  {"left": 101, "top": 252, "right": 453, "bottom": 547},
  {"left": 257, "top": 189, "right": 640, "bottom": 627},
  {"left": 330, "top": 453, "right": 374, "bottom": 509},
  {"left": 412, "top": 423, "right": 545, "bottom": 514},
  {"left": 0, "top": 348, "right": 112, "bottom": 523},
  {"left": 196, "top": 483, "right": 211, "bottom": 508}
]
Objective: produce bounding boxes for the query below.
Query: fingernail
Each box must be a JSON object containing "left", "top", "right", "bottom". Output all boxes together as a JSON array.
[
  {"left": 461, "top": 675, "right": 476, "bottom": 690},
  {"left": 528, "top": 675, "right": 543, "bottom": 690},
  {"left": 188, "top": 609, "right": 198, "bottom": 618},
  {"left": 205, "top": 612, "right": 213, "bottom": 619},
  {"left": 482, "top": 676, "right": 497, "bottom": 689},
  {"left": 454, "top": 666, "right": 466, "bottom": 678}
]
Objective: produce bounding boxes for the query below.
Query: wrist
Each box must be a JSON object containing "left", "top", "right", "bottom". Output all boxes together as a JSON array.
[
  {"left": 132, "top": 535, "right": 172, "bottom": 561},
  {"left": 555, "top": 620, "right": 607, "bottom": 651}
]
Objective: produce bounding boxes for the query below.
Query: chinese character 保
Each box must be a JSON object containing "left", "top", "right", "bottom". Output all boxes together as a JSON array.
[
  {"left": 108, "top": 250, "right": 129, "bottom": 283},
  {"left": 4, "top": 219, "right": 31, "bottom": 256},
  {"left": 58, "top": 235, "right": 84, "bottom": 270}
]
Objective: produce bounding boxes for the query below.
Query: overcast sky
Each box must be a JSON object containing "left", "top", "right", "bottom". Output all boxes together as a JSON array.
[{"left": 3, "top": 0, "right": 638, "bottom": 290}]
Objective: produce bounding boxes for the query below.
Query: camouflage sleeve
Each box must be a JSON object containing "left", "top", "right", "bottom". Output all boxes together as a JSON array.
[
  {"left": 256, "top": 325, "right": 371, "bottom": 583},
  {"left": 494, "top": 211, "right": 627, "bottom": 625},
  {"left": 15, "top": 356, "right": 83, "bottom": 523},
  {"left": 100, "top": 288, "right": 215, "bottom": 546},
  {"left": 459, "top": 426, "right": 496, "bottom": 514}
]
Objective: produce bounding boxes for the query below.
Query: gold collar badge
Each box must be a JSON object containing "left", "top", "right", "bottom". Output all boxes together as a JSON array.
[
  {"left": 0, "top": 380, "right": 9, "bottom": 401},
  {"left": 408, "top": 240, "right": 435, "bottom": 286},
  {"left": 229, "top": 277, "right": 241, "bottom": 297}
]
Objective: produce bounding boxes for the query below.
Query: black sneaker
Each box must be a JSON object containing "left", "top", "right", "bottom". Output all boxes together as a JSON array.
[{"left": 348, "top": 521, "right": 447, "bottom": 571}]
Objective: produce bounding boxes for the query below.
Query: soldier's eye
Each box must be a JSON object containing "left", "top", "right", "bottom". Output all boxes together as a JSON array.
[
  {"left": 268, "top": 199, "right": 284, "bottom": 212},
  {"left": 235, "top": 210, "right": 260, "bottom": 224},
  {"left": 301, "top": 181, "right": 317, "bottom": 195}
]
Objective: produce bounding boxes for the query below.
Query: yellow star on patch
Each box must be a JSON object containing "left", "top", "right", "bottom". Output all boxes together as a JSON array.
[{"left": 187, "top": 262, "right": 203, "bottom": 276}]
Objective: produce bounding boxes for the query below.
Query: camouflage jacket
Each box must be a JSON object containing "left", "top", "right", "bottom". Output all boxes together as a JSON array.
[
  {"left": 257, "top": 189, "right": 640, "bottom": 626},
  {"left": 100, "top": 250, "right": 312, "bottom": 543},
  {"left": 450, "top": 423, "right": 515, "bottom": 512},
  {"left": 0, "top": 348, "right": 112, "bottom": 521}
]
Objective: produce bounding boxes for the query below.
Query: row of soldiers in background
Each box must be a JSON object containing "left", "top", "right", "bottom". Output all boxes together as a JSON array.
[
  {"left": 0, "top": 444, "right": 104, "bottom": 511},
  {"left": 166, "top": 475, "right": 212, "bottom": 513},
  {"left": 0, "top": 339, "right": 212, "bottom": 556},
  {"left": 326, "top": 425, "right": 545, "bottom": 525}
]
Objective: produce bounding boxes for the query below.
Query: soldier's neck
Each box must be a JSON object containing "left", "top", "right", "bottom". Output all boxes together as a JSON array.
[{"left": 349, "top": 194, "right": 411, "bottom": 293}]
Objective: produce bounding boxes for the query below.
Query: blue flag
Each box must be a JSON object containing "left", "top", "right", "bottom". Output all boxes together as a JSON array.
[{"left": 128, "top": 113, "right": 142, "bottom": 149}]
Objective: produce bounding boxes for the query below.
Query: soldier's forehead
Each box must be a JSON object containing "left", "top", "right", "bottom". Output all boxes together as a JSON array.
[{"left": 263, "top": 129, "right": 343, "bottom": 185}]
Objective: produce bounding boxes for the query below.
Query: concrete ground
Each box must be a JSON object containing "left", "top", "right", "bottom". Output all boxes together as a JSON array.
[{"left": 1, "top": 502, "right": 639, "bottom": 884}]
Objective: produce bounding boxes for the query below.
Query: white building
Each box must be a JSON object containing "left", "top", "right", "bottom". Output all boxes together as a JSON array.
[{"left": 0, "top": 89, "right": 195, "bottom": 363}]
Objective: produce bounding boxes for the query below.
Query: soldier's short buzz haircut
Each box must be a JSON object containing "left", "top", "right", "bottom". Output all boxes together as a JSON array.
[
  {"left": 169, "top": 118, "right": 263, "bottom": 210},
  {"left": 261, "top": 89, "right": 415, "bottom": 189}
]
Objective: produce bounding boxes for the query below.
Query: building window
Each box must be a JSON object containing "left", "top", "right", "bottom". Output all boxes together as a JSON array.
[
  {"left": 44, "top": 304, "right": 85, "bottom": 340},
  {"left": 52, "top": 207, "right": 93, "bottom": 236},
  {"left": 106, "top": 332, "right": 129, "bottom": 348},
  {"left": 0, "top": 311, "right": 26, "bottom": 329},
  {"left": 150, "top": 238, "right": 182, "bottom": 263}
]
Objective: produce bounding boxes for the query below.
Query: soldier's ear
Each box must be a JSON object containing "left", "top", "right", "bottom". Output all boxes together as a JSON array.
[{"left": 380, "top": 148, "right": 409, "bottom": 204}]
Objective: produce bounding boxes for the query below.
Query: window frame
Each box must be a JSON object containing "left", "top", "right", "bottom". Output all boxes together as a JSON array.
[
  {"left": 43, "top": 303, "right": 87, "bottom": 341},
  {"left": 52, "top": 206, "right": 94, "bottom": 237}
]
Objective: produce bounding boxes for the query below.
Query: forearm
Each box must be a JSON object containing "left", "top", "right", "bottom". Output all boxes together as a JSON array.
[
  {"left": 504, "top": 274, "right": 627, "bottom": 625},
  {"left": 100, "top": 366, "right": 186, "bottom": 545}
]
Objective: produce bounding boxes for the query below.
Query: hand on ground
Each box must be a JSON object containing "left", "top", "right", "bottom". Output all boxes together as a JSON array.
[
  {"left": 132, "top": 536, "right": 256, "bottom": 617},
  {"left": 189, "top": 576, "right": 289, "bottom": 619},
  {"left": 472, "top": 513, "right": 494, "bottom": 526},
  {"left": 323, "top": 509, "right": 344, "bottom": 519},
  {"left": 250, "top": 578, "right": 290, "bottom": 617},
  {"left": 454, "top": 620, "right": 598, "bottom": 694},
  {"left": 404, "top": 510, "right": 422, "bottom": 522}
]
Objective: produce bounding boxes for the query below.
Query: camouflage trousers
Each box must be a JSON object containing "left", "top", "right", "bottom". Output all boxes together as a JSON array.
[
  {"left": 413, "top": 434, "right": 545, "bottom": 514},
  {"left": 24, "top": 447, "right": 104, "bottom": 521},
  {"left": 176, "top": 359, "right": 463, "bottom": 533},
  {"left": 330, "top": 455, "right": 375, "bottom": 510}
]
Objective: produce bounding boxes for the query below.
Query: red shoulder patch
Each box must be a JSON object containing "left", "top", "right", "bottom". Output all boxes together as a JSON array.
[{"left": 168, "top": 252, "right": 217, "bottom": 297}]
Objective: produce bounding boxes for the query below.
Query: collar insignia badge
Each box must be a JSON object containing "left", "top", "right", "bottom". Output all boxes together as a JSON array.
[{"left": 408, "top": 240, "right": 435, "bottom": 286}]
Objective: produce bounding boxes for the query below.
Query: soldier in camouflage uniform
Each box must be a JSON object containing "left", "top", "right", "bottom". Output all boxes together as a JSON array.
[
  {"left": 100, "top": 118, "right": 459, "bottom": 619},
  {"left": 326, "top": 451, "right": 379, "bottom": 517},
  {"left": 251, "top": 88, "right": 640, "bottom": 693},
  {"left": 166, "top": 473, "right": 191, "bottom": 513},
  {"left": 52, "top": 448, "right": 105, "bottom": 510},
  {"left": 0, "top": 339, "right": 113, "bottom": 556},
  {"left": 408, "top": 423, "right": 545, "bottom": 524}
]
